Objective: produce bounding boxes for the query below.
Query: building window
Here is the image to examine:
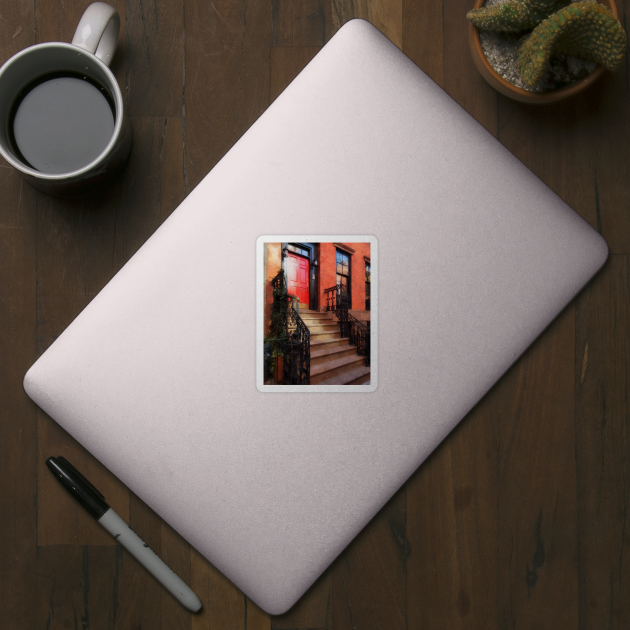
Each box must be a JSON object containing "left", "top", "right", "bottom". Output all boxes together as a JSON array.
[
  {"left": 365, "top": 262, "right": 371, "bottom": 311},
  {"left": 336, "top": 249, "right": 351, "bottom": 304},
  {"left": 288, "top": 243, "right": 310, "bottom": 258}
]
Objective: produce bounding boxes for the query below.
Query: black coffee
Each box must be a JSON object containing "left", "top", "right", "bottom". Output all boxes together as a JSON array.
[{"left": 10, "top": 73, "right": 115, "bottom": 174}]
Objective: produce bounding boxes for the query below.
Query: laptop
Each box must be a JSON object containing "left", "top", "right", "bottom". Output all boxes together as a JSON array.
[{"left": 23, "top": 19, "right": 608, "bottom": 614}]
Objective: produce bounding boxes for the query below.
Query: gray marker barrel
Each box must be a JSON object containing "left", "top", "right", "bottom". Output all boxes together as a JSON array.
[{"left": 98, "top": 508, "right": 202, "bottom": 612}]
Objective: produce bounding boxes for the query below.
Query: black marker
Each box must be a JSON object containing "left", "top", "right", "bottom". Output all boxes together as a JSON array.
[{"left": 46, "top": 456, "right": 202, "bottom": 612}]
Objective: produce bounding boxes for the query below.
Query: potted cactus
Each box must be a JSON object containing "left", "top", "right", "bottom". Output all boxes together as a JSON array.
[{"left": 467, "top": 0, "right": 627, "bottom": 102}]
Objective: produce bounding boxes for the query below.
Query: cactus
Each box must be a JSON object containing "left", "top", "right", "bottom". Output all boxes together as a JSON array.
[
  {"left": 467, "top": 0, "right": 568, "bottom": 33},
  {"left": 516, "top": 1, "right": 627, "bottom": 85}
]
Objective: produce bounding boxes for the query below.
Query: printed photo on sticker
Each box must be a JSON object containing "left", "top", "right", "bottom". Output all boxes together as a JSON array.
[{"left": 259, "top": 239, "right": 375, "bottom": 390}]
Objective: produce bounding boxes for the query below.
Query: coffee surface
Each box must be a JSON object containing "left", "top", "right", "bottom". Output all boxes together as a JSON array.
[{"left": 12, "top": 74, "right": 115, "bottom": 174}]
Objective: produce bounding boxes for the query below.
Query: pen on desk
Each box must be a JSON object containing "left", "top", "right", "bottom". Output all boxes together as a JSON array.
[{"left": 46, "top": 456, "right": 203, "bottom": 613}]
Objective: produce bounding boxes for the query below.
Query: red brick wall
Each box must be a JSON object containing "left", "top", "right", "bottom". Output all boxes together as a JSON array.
[
  {"left": 319, "top": 243, "right": 337, "bottom": 310},
  {"left": 318, "top": 242, "right": 371, "bottom": 311},
  {"left": 264, "top": 243, "right": 282, "bottom": 335}
]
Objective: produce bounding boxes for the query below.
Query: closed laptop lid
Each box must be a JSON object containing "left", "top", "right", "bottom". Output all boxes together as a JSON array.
[{"left": 24, "top": 19, "right": 607, "bottom": 614}]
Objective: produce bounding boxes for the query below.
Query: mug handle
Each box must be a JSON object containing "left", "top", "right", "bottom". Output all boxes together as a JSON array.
[{"left": 71, "top": 2, "right": 120, "bottom": 67}]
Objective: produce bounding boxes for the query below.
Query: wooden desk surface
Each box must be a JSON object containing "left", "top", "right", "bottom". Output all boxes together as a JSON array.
[{"left": 1, "top": 0, "right": 628, "bottom": 628}]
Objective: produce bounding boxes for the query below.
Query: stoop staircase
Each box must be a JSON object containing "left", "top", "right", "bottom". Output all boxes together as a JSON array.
[{"left": 296, "top": 309, "right": 370, "bottom": 385}]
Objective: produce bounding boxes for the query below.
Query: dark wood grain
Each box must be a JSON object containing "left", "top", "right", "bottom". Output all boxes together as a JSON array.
[
  {"left": 576, "top": 256, "right": 630, "bottom": 629},
  {"left": 583, "top": 72, "right": 630, "bottom": 254},
  {"left": 497, "top": 305, "right": 579, "bottom": 628},
  {"left": 37, "top": 545, "right": 119, "bottom": 630},
  {"left": 271, "top": 0, "right": 331, "bottom": 46},
  {"left": 1, "top": 0, "right": 629, "bottom": 627},
  {"left": 331, "top": 486, "right": 408, "bottom": 630},
  {"left": 184, "top": 0, "right": 271, "bottom": 192},
  {"left": 125, "top": 0, "right": 184, "bottom": 117},
  {"left": 112, "top": 115, "right": 185, "bottom": 270},
  {"left": 443, "top": 0, "right": 497, "bottom": 131},
  {"left": 0, "top": 5, "right": 38, "bottom": 629},
  {"left": 403, "top": 0, "right": 444, "bottom": 87},
  {"left": 0, "top": 149, "right": 38, "bottom": 630},
  {"left": 407, "top": 393, "right": 499, "bottom": 629}
]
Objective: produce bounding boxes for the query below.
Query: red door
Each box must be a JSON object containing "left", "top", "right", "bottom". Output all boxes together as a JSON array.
[{"left": 287, "top": 253, "right": 309, "bottom": 308}]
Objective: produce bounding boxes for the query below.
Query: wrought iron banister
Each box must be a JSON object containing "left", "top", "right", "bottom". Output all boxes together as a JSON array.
[
  {"left": 324, "top": 283, "right": 349, "bottom": 311},
  {"left": 324, "top": 284, "right": 370, "bottom": 367},
  {"left": 284, "top": 305, "right": 310, "bottom": 384},
  {"left": 267, "top": 269, "right": 311, "bottom": 384}
]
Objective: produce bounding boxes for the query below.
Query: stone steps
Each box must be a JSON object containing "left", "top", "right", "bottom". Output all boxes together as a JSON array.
[
  {"left": 307, "top": 324, "right": 339, "bottom": 334},
  {"left": 310, "top": 342, "right": 356, "bottom": 368},
  {"left": 288, "top": 310, "right": 371, "bottom": 385},
  {"left": 310, "top": 337, "right": 351, "bottom": 351},
  {"left": 295, "top": 314, "right": 333, "bottom": 325},
  {"left": 310, "top": 353, "right": 366, "bottom": 385},
  {"left": 317, "top": 364, "right": 371, "bottom": 386},
  {"left": 309, "top": 330, "right": 342, "bottom": 342}
]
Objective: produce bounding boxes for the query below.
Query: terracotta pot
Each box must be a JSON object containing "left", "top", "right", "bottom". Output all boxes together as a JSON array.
[{"left": 468, "top": 0, "right": 619, "bottom": 103}]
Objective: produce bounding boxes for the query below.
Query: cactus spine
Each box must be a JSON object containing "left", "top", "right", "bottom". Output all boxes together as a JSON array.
[
  {"left": 467, "top": 0, "right": 568, "bottom": 33},
  {"left": 516, "top": 1, "right": 627, "bottom": 85}
]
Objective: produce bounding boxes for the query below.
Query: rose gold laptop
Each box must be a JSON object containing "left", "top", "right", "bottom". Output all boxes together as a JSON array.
[{"left": 24, "top": 19, "right": 607, "bottom": 614}]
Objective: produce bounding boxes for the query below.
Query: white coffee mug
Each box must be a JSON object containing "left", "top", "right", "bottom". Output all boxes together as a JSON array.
[{"left": 0, "top": 2, "right": 132, "bottom": 197}]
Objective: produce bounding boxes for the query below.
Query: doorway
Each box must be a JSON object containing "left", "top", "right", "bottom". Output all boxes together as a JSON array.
[{"left": 287, "top": 252, "right": 310, "bottom": 308}]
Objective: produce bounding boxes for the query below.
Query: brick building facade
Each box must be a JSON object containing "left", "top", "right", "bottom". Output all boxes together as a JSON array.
[{"left": 263, "top": 241, "right": 371, "bottom": 336}]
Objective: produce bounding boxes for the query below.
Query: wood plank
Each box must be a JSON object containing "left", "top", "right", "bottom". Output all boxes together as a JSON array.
[
  {"left": 443, "top": 0, "right": 497, "bottom": 131},
  {"left": 583, "top": 72, "right": 630, "bottom": 254},
  {"left": 575, "top": 256, "right": 630, "bottom": 629},
  {"left": 402, "top": 0, "right": 444, "bottom": 88},
  {"left": 0, "top": 5, "right": 38, "bottom": 629},
  {"left": 271, "top": 0, "right": 332, "bottom": 46},
  {"left": 407, "top": 391, "right": 499, "bottom": 629},
  {"left": 112, "top": 116, "right": 185, "bottom": 270},
  {"left": 0, "top": 0, "right": 36, "bottom": 56},
  {"left": 497, "top": 305, "right": 578, "bottom": 628},
  {"left": 331, "top": 485, "right": 407, "bottom": 630},
  {"left": 331, "top": 0, "right": 402, "bottom": 48},
  {"left": 36, "top": 545, "right": 118, "bottom": 630},
  {"left": 0, "top": 128, "right": 38, "bottom": 630},
  {"left": 190, "top": 548, "right": 247, "bottom": 630},
  {"left": 126, "top": 0, "right": 184, "bottom": 116},
  {"left": 270, "top": 47, "right": 321, "bottom": 103},
  {"left": 247, "top": 599, "right": 272, "bottom": 630},
  {"left": 184, "top": 0, "right": 272, "bottom": 192}
]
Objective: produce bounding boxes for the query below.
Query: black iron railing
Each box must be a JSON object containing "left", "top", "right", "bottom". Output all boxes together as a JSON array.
[
  {"left": 266, "top": 269, "right": 310, "bottom": 384},
  {"left": 284, "top": 305, "right": 310, "bottom": 384},
  {"left": 324, "top": 284, "right": 370, "bottom": 367}
]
